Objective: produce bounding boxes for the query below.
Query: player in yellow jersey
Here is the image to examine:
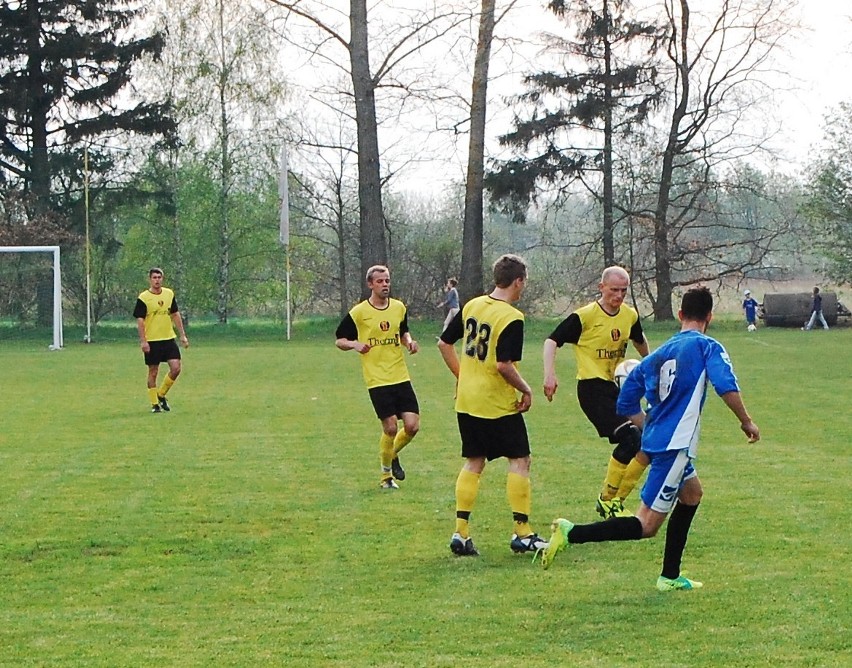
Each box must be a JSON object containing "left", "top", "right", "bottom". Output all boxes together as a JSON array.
[
  {"left": 133, "top": 268, "right": 189, "bottom": 413},
  {"left": 438, "top": 254, "right": 548, "bottom": 557},
  {"left": 543, "top": 266, "right": 650, "bottom": 518},
  {"left": 335, "top": 265, "right": 420, "bottom": 490}
]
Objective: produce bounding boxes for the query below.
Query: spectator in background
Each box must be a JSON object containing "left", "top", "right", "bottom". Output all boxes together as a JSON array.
[
  {"left": 437, "top": 277, "right": 460, "bottom": 334},
  {"left": 803, "top": 286, "right": 829, "bottom": 331},
  {"left": 742, "top": 290, "right": 758, "bottom": 329}
]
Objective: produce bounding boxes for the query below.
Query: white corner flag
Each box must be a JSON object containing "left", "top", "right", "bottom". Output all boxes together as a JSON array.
[{"left": 278, "top": 145, "right": 290, "bottom": 246}]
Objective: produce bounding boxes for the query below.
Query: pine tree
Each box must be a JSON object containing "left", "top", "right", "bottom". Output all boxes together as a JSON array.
[
  {"left": 487, "top": 0, "right": 664, "bottom": 265},
  {"left": 0, "top": 0, "right": 176, "bottom": 211}
]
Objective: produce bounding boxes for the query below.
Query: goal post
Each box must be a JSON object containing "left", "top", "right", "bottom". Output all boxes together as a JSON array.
[{"left": 0, "top": 246, "right": 64, "bottom": 350}]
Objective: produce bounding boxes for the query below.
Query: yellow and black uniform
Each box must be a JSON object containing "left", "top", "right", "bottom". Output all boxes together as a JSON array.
[
  {"left": 548, "top": 301, "right": 644, "bottom": 439},
  {"left": 335, "top": 298, "right": 419, "bottom": 418},
  {"left": 441, "top": 295, "right": 529, "bottom": 460},
  {"left": 133, "top": 288, "right": 181, "bottom": 365},
  {"left": 548, "top": 300, "right": 646, "bottom": 506}
]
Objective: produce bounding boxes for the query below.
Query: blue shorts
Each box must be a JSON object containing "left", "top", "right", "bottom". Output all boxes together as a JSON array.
[{"left": 640, "top": 449, "right": 697, "bottom": 513}]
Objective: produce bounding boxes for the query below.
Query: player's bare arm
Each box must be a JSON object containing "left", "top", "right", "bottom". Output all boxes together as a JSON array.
[
  {"left": 437, "top": 339, "right": 460, "bottom": 377},
  {"left": 497, "top": 361, "right": 533, "bottom": 413},
  {"left": 402, "top": 332, "right": 418, "bottom": 354},
  {"left": 720, "top": 391, "right": 760, "bottom": 443},
  {"left": 336, "top": 338, "right": 370, "bottom": 354},
  {"left": 172, "top": 312, "right": 189, "bottom": 348},
  {"left": 136, "top": 318, "right": 149, "bottom": 353},
  {"left": 542, "top": 338, "right": 559, "bottom": 401}
]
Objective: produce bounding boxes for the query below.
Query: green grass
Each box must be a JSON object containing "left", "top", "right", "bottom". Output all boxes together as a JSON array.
[{"left": 0, "top": 318, "right": 849, "bottom": 667}]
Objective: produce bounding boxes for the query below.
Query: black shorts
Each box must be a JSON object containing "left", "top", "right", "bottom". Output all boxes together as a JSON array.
[
  {"left": 457, "top": 412, "right": 530, "bottom": 461},
  {"left": 577, "top": 378, "right": 628, "bottom": 443},
  {"left": 368, "top": 381, "right": 420, "bottom": 420},
  {"left": 144, "top": 339, "right": 181, "bottom": 366}
]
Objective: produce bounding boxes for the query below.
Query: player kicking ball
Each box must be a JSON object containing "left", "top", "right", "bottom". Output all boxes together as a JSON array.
[{"left": 541, "top": 287, "right": 760, "bottom": 591}]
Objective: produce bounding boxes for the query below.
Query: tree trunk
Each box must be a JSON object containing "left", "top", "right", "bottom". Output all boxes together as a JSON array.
[
  {"left": 601, "top": 0, "right": 615, "bottom": 267},
  {"left": 350, "top": 0, "right": 387, "bottom": 295},
  {"left": 651, "top": 0, "right": 691, "bottom": 322},
  {"left": 25, "top": 1, "right": 50, "bottom": 211},
  {"left": 216, "top": 0, "right": 231, "bottom": 324},
  {"left": 460, "top": 0, "right": 495, "bottom": 301}
]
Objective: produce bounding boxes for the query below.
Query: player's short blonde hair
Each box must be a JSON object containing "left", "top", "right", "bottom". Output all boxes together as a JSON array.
[{"left": 366, "top": 265, "right": 390, "bottom": 283}]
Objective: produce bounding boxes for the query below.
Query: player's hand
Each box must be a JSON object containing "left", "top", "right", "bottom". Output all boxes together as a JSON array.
[
  {"left": 407, "top": 339, "right": 419, "bottom": 354},
  {"left": 543, "top": 375, "right": 558, "bottom": 402},
  {"left": 140, "top": 341, "right": 150, "bottom": 353},
  {"left": 516, "top": 390, "right": 532, "bottom": 413},
  {"left": 741, "top": 420, "right": 760, "bottom": 443},
  {"left": 180, "top": 334, "right": 189, "bottom": 349},
  {"left": 354, "top": 342, "right": 370, "bottom": 354}
]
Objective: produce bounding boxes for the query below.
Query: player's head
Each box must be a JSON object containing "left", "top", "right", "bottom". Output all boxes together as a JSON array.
[
  {"left": 447, "top": 277, "right": 458, "bottom": 288},
  {"left": 599, "top": 266, "right": 630, "bottom": 312},
  {"left": 366, "top": 265, "right": 391, "bottom": 298},
  {"left": 813, "top": 286, "right": 820, "bottom": 295},
  {"left": 744, "top": 289, "right": 751, "bottom": 297},
  {"left": 149, "top": 267, "right": 164, "bottom": 278},
  {"left": 492, "top": 254, "right": 527, "bottom": 289},
  {"left": 680, "top": 286, "right": 713, "bottom": 323}
]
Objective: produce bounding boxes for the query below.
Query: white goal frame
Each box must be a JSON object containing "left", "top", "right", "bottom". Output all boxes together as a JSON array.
[{"left": 0, "top": 245, "right": 64, "bottom": 350}]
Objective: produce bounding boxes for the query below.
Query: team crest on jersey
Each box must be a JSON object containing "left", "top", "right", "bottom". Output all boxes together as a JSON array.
[
  {"left": 158, "top": 300, "right": 164, "bottom": 307},
  {"left": 380, "top": 320, "right": 390, "bottom": 332},
  {"left": 610, "top": 328, "right": 621, "bottom": 341}
]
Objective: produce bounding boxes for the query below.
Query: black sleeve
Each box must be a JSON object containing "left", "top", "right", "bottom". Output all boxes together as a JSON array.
[
  {"left": 132, "top": 298, "right": 147, "bottom": 319},
  {"left": 495, "top": 319, "right": 524, "bottom": 363},
  {"left": 547, "top": 313, "right": 581, "bottom": 347},
  {"left": 439, "top": 309, "right": 464, "bottom": 344},
  {"left": 629, "top": 318, "right": 644, "bottom": 344},
  {"left": 400, "top": 309, "right": 409, "bottom": 336},
  {"left": 170, "top": 297, "right": 179, "bottom": 315},
  {"left": 335, "top": 313, "right": 357, "bottom": 340}
]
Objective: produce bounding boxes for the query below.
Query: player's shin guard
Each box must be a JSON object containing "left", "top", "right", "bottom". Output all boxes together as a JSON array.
[
  {"left": 601, "top": 457, "right": 627, "bottom": 500},
  {"left": 507, "top": 472, "right": 532, "bottom": 537},
  {"left": 147, "top": 387, "right": 159, "bottom": 406},
  {"left": 661, "top": 502, "right": 699, "bottom": 580},
  {"left": 393, "top": 429, "right": 413, "bottom": 455},
  {"left": 455, "top": 469, "right": 481, "bottom": 536},
  {"left": 616, "top": 456, "right": 648, "bottom": 501},
  {"left": 379, "top": 433, "right": 395, "bottom": 478},
  {"left": 570, "top": 516, "right": 643, "bottom": 543},
  {"left": 158, "top": 374, "right": 175, "bottom": 397}
]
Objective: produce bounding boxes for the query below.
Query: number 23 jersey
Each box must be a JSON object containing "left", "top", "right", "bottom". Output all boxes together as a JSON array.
[{"left": 442, "top": 294, "right": 525, "bottom": 419}]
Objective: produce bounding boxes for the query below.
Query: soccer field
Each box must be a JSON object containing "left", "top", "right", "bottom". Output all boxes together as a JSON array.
[{"left": 0, "top": 320, "right": 849, "bottom": 667}]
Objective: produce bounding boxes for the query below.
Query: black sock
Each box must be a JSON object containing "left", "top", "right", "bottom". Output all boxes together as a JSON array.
[
  {"left": 661, "top": 502, "right": 699, "bottom": 579},
  {"left": 569, "top": 516, "right": 643, "bottom": 543}
]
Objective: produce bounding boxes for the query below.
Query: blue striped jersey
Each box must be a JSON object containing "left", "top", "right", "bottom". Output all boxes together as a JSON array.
[{"left": 616, "top": 330, "right": 740, "bottom": 456}]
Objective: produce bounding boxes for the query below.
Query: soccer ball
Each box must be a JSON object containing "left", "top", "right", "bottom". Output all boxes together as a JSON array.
[
  {"left": 747, "top": 324, "right": 756, "bottom": 332},
  {"left": 614, "top": 358, "right": 640, "bottom": 388}
]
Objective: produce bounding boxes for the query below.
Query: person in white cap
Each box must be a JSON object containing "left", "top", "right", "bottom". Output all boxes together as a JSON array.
[{"left": 742, "top": 289, "right": 758, "bottom": 329}]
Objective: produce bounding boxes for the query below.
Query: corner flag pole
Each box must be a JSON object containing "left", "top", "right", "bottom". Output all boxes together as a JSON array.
[
  {"left": 278, "top": 145, "right": 291, "bottom": 341},
  {"left": 84, "top": 146, "right": 92, "bottom": 344}
]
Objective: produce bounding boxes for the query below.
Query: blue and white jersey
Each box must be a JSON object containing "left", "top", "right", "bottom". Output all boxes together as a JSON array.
[{"left": 616, "top": 330, "right": 740, "bottom": 457}]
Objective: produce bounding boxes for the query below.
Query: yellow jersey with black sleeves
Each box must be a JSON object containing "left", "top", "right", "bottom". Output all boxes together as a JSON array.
[
  {"left": 336, "top": 298, "right": 411, "bottom": 389},
  {"left": 133, "top": 288, "right": 178, "bottom": 342},
  {"left": 452, "top": 295, "right": 525, "bottom": 419},
  {"left": 548, "top": 301, "right": 644, "bottom": 381}
]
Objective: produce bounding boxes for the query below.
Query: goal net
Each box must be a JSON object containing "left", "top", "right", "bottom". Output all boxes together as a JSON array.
[{"left": 0, "top": 246, "right": 64, "bottom": 349}]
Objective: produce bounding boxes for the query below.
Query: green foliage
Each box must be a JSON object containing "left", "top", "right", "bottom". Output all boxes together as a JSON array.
[
  {"left": 804, "top": 102, "right": 852, "bottom": 285},
  {"left": 0, "top": 323, "right": 849, "bottom": 666},
  {"left": 0, "top": 0, "right": 176, "bottom": 204},
  {"left": 488, "top": 0, "right": 665, "bottom": 219}
]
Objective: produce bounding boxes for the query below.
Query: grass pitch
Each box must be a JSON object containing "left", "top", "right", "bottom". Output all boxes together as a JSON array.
[{"left": 0, "top": 319, "right": 849, "bottom": 667}]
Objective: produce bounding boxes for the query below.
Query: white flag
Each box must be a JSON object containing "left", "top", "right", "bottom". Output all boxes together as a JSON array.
[{"left": 278, "top": 145, "right": 290, "bottom": 246}]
